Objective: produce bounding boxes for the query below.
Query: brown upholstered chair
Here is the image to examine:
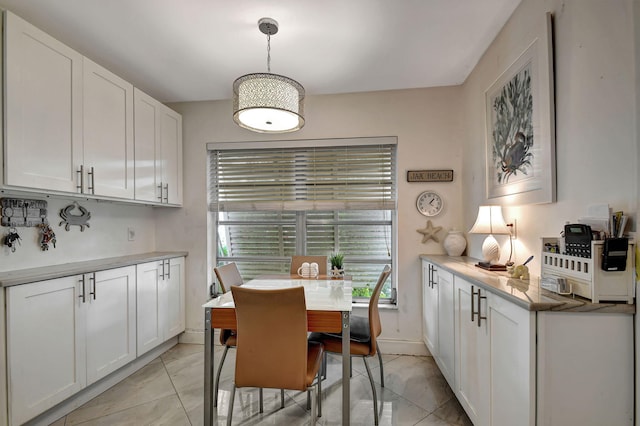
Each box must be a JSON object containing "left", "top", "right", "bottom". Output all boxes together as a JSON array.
[
  {"left": 228, "top": 286, "right": 324, "bottom": 425},
  {"left": 309, "top": 265, "right": 391, "bottom": 425},
  {"left": 212, "top": 263, "right": 244, "bottom": 407},
  {"left": 290, "top": 255, "right": 328, "bottom": 276}
]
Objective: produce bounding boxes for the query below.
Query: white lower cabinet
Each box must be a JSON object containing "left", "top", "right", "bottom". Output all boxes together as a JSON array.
[
  {"left": 6, "top": 266, "right": 136, "bottom": 426},
  {"left": 454, "top": 278, "right": 490, "bottom": 426},
  {"left": 454, "top": 278, "right": 534, "bottom": 426},
  {"left": 136, "top": 257, "right": 185, "bottom": 356},
  {"left": 6, "top": 276, "right": 86, "bottom": 426},
  {"left": 84, "top": 267, "right": 137, "bottom": 384}
]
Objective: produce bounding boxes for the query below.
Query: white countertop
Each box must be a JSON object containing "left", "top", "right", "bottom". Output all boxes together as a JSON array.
[{"left": 203, "top": 277, "right": 353, "bottom": 311}]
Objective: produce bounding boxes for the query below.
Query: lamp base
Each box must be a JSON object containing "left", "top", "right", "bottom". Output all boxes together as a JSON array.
[{"left": 475, "top": 262, "right": 507, "bottom": 271}]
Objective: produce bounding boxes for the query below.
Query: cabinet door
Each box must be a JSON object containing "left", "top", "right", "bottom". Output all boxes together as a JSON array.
[
  {"left": 83, "top": 58, "right": 134, "bottom": 199},
  {"left": 134, "top": 89, "right": 162, "bottom": 202},
  {"left": 159, "top": 106, "right": 183, "bottom": 205},
  {"left": 4, "top": 11, "right": 83, "bottom": 192},
  {"left": 454, "top": 278, "right": 490, "bottom": 426},
  {"left": 136, "top": 261, "right": 163, "bottom": 356},
  {"left": 85, "top": 266, "right": 136, "bottom": 384},
  {"left": 422, "top": 260, "right": 438, "bottom": 356},
  {"left": 6, "top": 276, "right": 86, "bottom": 426},
  {"left": 163, "top": 257, "right": 186, "bottom": 338},
  {"left": 488, "top": 293, "right": 535, "bottom": 426},
  {"left": 436, "top": 268, "right": 455, "bottom": 387}
]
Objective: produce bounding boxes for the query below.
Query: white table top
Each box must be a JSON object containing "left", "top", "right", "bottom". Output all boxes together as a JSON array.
[{"left": 203, "top": 277, "right": 353, "bottom": 311}]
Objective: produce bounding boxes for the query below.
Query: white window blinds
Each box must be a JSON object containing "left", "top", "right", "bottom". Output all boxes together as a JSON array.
[{"left": 209, "top": 140, "right": 397, "bottom": 212}]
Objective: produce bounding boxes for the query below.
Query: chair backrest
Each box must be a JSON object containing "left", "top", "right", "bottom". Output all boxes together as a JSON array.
[
  {"left": 369, "top": 265, "right": 392, "bottom": 353},
  {"left": 290, "top": 255, "right": 328, "bottom": 276},
  {"left": 231, "top": 286, "right": 309, "bottom": 391},
  {"left": 214, "top": 262, "right": 244, "bottom": 293}
]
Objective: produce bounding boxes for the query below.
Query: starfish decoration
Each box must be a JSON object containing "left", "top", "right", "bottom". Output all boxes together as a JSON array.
[{"left": 417, "top": 220, "right": 443, "bottom": 243}]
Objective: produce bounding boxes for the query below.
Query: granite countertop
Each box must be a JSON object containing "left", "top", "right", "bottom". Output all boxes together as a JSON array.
[
  {"left": 0, "top": 251, "right": 188, "bottom": 287},
  {"left": 420, "top": 254, "right": 635, "bottom": 314}
]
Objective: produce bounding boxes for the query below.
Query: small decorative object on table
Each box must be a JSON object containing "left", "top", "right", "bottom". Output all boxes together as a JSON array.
[
  {"left": 443, "top": 229, "right": 466, "bottom": 256},
  {"left": 329, "top": 252, "right": 345, "bottom": 279}
]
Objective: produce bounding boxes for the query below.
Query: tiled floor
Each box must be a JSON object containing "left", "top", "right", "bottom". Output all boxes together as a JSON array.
[{"left": 50, "top": 343, "right": 471, "bottom": 425}]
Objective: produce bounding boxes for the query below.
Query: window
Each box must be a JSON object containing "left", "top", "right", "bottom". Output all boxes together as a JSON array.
[{"left": 208, "top": 137, "right": 397, "bottom": 303}]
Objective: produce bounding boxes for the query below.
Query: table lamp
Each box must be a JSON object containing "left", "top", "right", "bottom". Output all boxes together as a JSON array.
[{"left": 469, "top": 205, "right": 511, "bottom": 271}]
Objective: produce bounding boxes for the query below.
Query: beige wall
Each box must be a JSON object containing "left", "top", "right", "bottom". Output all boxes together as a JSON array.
[
  {"left": 462, "top": 0, "right": 637, "bottom": 274},
  {"left": 162, "top": 87, "right": 464, "bottom": 352},
  {"left": 161, "top": 0, "right": 637, "bottom": 352}
]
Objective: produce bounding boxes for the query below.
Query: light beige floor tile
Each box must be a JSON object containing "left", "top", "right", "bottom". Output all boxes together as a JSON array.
[
  {"left": 54, "top": 343, "right": 470, "bottom": 426},
  {"left": 69, "top": 394, "right": 190, "bottom": 426},
  {"left": 64, "top": 358, "right": 176, "bottom": 425}
]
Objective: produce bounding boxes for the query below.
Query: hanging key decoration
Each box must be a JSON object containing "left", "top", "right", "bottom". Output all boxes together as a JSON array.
[
  {"left": 3, "top": 227, "right": 21, "bottom": 252},
  {"left": 39, "top": 222, "right": 57, "bottom": 251}
]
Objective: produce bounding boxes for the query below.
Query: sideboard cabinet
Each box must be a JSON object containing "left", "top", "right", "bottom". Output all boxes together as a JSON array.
[{"left": 421, "top": 255, "right": 633, "bottom": 426}]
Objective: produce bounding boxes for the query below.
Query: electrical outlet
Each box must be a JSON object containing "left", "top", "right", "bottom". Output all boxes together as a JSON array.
[{"left": 127, "top": 227, "right": 136, "bottom": 241}]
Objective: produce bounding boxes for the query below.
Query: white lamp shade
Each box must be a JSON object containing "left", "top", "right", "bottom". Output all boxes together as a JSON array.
[
  {"left": 233, "top": 73, "right": 305, "bottom": 133},
  {"left": 469, "top": 205, "right": 510, "bottom": 235}
]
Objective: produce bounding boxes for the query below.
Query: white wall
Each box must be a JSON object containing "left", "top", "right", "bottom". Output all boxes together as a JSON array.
[
  {"left": 161, "top": 87, "right": 465, "bottom": 352},
  {"left": 163, "top": 0, "right": 638, "bottom": 351},
  {"left": 0, "top": 197, "right": 156, "bottom": 272},
  {"left": 462, "top": 0, "right": 637, "bottom": 274}
]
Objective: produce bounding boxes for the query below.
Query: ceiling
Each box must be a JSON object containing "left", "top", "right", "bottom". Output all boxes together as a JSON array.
[{"left": 0, "top": 0, "right": 522, "bottom": 103}]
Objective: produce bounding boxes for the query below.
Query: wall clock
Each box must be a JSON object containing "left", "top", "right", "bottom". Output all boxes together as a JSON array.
[{"left": 416, "top": 191, "right": 443, "bottom": 217}]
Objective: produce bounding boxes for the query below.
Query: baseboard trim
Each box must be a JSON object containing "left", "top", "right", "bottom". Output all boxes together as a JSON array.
[{"left": 24, "top": 338, "right": 178, "bottom": 426}]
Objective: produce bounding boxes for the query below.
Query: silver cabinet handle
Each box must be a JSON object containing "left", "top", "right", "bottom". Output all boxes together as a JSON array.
[
  {"left": 77, "top": 165, "right": 84, "bottom": 193},
  {"left": 166, "top": 259, "right": 171, "bottom": 280},
  {"left": 431, "top": 266, "right": 437, "bottom": 287},
  {"left": 157, "top": 182, "right": 163, "bottom": 201},
  {"left": 163, "top": 183, "right": 169, "bottom": 203},
  {"left": 471, "top": 285, "right": 476, "bottom": 322},
  {"left": 88, "top": 167, "right": 95, "bottom": 194},
  {"left": 160, "top": 260, "right": 165, "bottom": 280},
  {"left": 477, "top": 288, "right": 487, "bottom": 327},
  {"left": 89, "top": 272, "right": 96, "bottom": 300},
  {"left": 78, "top": 276, "right": 86, "bottom": 303}
]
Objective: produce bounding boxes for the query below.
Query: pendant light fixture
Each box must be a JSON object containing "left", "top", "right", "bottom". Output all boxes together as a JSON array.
[{"left": 233, "top": 18, "right": 305, "bottom": 133}]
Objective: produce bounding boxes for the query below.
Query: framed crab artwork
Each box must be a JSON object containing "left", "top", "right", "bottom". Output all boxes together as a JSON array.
[{"left": 484, "top": 12, "right": 556, "bottom": 205}]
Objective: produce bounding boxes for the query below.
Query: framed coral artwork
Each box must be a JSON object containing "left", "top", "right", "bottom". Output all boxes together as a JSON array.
[{"left": 485, "top": 12, "right": 556, "bottom": 204}]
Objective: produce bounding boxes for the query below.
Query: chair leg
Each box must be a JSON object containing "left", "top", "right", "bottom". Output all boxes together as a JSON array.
[
  {"left": 280, "top": 389, "right": 285, "bottom": 409},
  {"left": 227, "top": 384, "right": 236, "bottom": 426},
  {"left": 309, "top": 384, "right": 318, "bottom": 425},
  {"left": 214, "top": 345, "right": 230, "bottom": 407},
  {"left": 259, "top": 388, "right": 264, "bottom": 413},
  {"left": 322, "top": 352, "right": 327, "bottom": 380},
  {"left": 363, "top": 357, "right": 379, "bottom": 426},
  {"left": 376, "top": 342, "right": 385, "bottom": 388},
  {"left": 317, "top": 372, "right": 322, "bottom": 417}
]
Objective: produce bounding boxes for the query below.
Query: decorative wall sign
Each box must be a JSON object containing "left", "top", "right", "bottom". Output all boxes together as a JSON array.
[
  {"left": 484, "top": 12, "right": 555, "bottom": 204},
  {"left": 1, "top": 198, "right": 48, "bottom": 227},
  {"left": 59, "top": 202, "right": 91, "bottom": 231},
  {"left": 407, "top": 170, "right": 453, "bottom": 182}
]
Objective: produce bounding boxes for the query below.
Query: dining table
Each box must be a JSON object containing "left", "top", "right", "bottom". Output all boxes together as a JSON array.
[{"left": 203, "top": 275, "right": 353, "bottom": 425}]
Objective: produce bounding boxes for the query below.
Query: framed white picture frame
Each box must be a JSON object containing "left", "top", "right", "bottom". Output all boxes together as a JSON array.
[{"left": 484, "top": 12, "right": 555, "bottom": 205}]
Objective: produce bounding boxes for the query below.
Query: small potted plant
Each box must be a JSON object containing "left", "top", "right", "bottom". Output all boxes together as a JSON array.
[{"left": 329, "top": 252, "right": 345, "bottom": 278}]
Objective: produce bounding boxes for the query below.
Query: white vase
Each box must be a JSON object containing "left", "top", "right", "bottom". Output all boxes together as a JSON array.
[{"left": 443, "top": 229, "right": 467, "bottom": 256}]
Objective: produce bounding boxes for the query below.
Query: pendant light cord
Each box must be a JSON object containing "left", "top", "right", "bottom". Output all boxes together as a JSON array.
[{"left": 266, "top": 32, "right": 271, "bottom": 73}]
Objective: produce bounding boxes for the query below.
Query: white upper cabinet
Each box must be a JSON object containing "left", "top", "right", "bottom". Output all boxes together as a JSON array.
[
  {"left": 160, "top": 106, "right": 183, "bottom": 205},
  {"left": 134, "top": 88, "right": 183, "bottom": 205},
  {"left": 4, "top": 11, "right": 83, "bottom": 192},
  {"left": 4, "top": 11, "right": 180, "bottom": 204},
  {"left": 82, "top": 58, "right": 134, "bottom": 199}
]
